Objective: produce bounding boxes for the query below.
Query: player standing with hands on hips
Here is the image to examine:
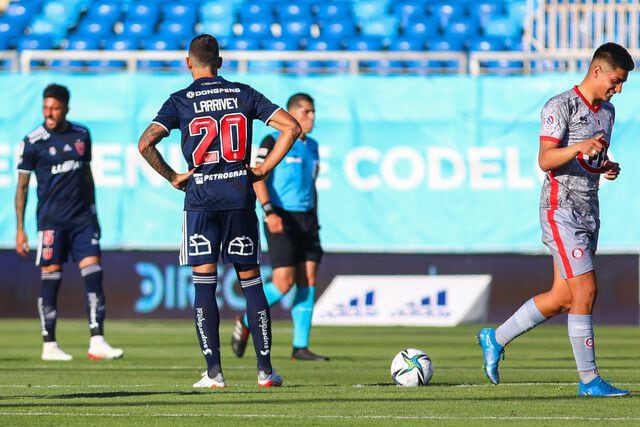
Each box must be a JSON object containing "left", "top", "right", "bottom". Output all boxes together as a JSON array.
[
  {"left": 138, "top": 34, "right": 301, "bottom": 388},
  {"left": 15, "top": 84, "right": 123, "bottom": 361},
  {"left": 478, "top": 43, "right": 633, "bottom": 397},
  {"left": 232, "top": 93, "right": 329, "bottom": 362}
]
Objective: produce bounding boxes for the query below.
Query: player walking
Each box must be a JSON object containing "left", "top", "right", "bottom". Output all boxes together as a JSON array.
[
  {"left": 15, "top": 84, "right": 123, "bottom": 361},
  {"left": 231, "top": 93, "right": 328, "bottom": 362},
  {"left": 478, "top": 43, "right": 633, "bottom": 397},
  {"left": 138, "top": 34, "right": 301, "bottom": 388}
]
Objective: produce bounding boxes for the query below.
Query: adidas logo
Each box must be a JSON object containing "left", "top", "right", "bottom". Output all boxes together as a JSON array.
[{"left": 63, "top": 144, "right": 73, "bottom": 152}]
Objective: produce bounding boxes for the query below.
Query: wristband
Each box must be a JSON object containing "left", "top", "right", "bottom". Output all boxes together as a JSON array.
[{"left": 262, "top": 201, "right": 275, "bottom": 216}]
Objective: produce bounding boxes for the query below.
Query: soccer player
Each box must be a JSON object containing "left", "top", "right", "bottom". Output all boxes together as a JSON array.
[
  {"left": 15, "top": 84, "right": 123, "bottom": 361},
  {"left": 231, "top": 93, "right": 329, "bottom": 362},
  {"left": 477, "top": 43, "right": 633, "bottom": 397},
  {"left": 138, "top": 34, "right": 301, "bottom": 388}
]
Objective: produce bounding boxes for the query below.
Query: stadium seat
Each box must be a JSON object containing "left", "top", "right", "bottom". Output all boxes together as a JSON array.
[
  {"left": 264, "top": 36, "right": 302, "bottom": 51},
  {"left": 430, "top": 1, "right": 465, "bottom": 27},
  {"left": 305, "top": 38, "right": 348, "bottom": 73},
  {"left": 4, "top": 1, "right": 41, "bottom": 27},
  {"left": 241, "top": 19, "right": 273, "bottom": 38},
  {"left": 127, "top": 1, "right": 161, "bottom": 23},
  {"left": 403, "top": 19, "right": 440, "bottom": 39},
  {"left": 200, "top": 0, "right": 238, "bottom": 21},
  {"left": 483, "top": 17, "right": 522, "bottom": 39},
  {"left": 51, "top": 34, "right": 100, "bottom": 69},
  {"left": 392, "top": 0, "right": 427, "bottom": 28},
  {"left": 75, "top": 19, "right": 114, "bottom": 38},
  {"left": 18, "top": 34, "right": 53, "bottom": 50},
  {"left": 424, "top": 35, "right": 465, "bottom": 71},
  {"left": 352, "top": 0, "right": 390, "bottom": 22},
  {"left": 139, "top": 35, "right": 182, "bottom": 70},
  {"left": 443, "top": 17, "right": 481, "bottom": 39},
  {"left": 101, "top": 34, "right": 139, "bottom": 69},
  {"left": 274, "top": 2, "right": 313, "bottom": 20},
  {"left": 158, "top": 20, "right": 195, "bottom": 41},
  {"left": 320, "top": 19, "right": 357, "bottom": 39},
  {"left": 280, "top": 20, "right": 313, "bottom": 38},
  {"left": 199, "top": 19, "right": 235, "bottom": 38},
  {"left": 360, "top": 16, "right": 399, "bottom": 38},
  {"left": 468, "top": 1, "right": 507, "bottom": 27},
  {"left": 314, "top": 2, "right": 352, "bottom": 21},
  {"left": 121, "top": 19, "right": 155, "bottom": 38},
  {"left": 468, "top": 37, "right": 506, "bottom": 52},
  {"left": 86, "top": 1, "right": 121, "bottom": 24},
  {"left": 346, "top": 36, "right": 387, "bottom": 71},
  {"left": 238, "top": 2, "right": 274, "bottom": 22},
  {"left": 161, "top": 2, "right": 198, "bottom": 23},
  {"left": 388, "top": 36, "right": 426, "bottom": 71}
]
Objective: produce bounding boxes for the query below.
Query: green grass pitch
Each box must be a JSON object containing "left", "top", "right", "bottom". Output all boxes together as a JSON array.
[{"left": 0, "top": 319, "right": 638, "bottom": 425}]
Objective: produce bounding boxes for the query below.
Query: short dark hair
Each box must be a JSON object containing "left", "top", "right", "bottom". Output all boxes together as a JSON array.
[
  {"left": 287, "top": 93, "right": 314, "bottom": 110},
  {"left": 593, "top": 42, "right": 635, "bottom": 72},
  {"left": 43, "top": 84, "right": 70, "bottom": 105},
  {"left": 188, "top": 34, "right": 220, "bottom": 71}
]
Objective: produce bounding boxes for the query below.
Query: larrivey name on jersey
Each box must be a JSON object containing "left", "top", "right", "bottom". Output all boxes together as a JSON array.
[{"left": 193, "top": 97, "right": 238, "bottom": 113}]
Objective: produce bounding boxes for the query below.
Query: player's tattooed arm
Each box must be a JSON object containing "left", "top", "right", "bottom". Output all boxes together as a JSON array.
[
  {"left": 15, "top": 172, "right": 30, "bottom": 256},
  {"left": 138, "top": 123, "right": 193, "bottom": 191}
]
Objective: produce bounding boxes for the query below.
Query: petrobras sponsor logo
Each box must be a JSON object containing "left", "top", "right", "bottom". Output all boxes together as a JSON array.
[
  {"left": 313, "top": 275, "right": 491, "bottom": 326},
  {"left": 193, "top": 169, "right": 247, "bottom": 184},
  {"left": 51, "top": 160, "right": 81, "bottom": 175}
]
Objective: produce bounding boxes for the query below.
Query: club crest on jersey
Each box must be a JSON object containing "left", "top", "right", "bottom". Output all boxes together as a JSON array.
[
  {"left": 572, "top": 248, "right": 584, "bottom": 259},
  {"left": 228, "top": 236, "right": 254, "bottom": 256},
  {"left": 49, "top": 146, "right": 57, "bottom": 156},
  {"left": 74, "top": 140, "right": 85, "bottom": 156}
]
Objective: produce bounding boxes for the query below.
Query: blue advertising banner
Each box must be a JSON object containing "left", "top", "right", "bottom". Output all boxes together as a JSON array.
[{"left": 1, "top": 73, "right": 639, "bottom": 252}]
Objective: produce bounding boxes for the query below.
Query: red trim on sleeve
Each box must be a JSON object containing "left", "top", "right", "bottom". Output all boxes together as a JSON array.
[{"left": 540, "top": 136, "right": 561, "bottom": 144}]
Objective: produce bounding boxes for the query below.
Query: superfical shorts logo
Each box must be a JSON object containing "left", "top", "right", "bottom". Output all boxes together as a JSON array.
[{"left": 572, "top": 248, "right": 584, "bottom": 259}]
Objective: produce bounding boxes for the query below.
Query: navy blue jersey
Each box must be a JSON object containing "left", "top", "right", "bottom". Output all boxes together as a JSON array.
[
  {"left": 152, "top": 76, "right": 281, "bottom": 211},
  {"left": 257, "top": 132, "right": 319, "bottom": 212},
  {"left": 17, "top": 123, "right": 95, "bottom": 230}
]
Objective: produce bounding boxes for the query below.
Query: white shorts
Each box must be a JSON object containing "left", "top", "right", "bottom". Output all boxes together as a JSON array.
[{"left": 540, "top": 208, "right": 599, "bottom": 279}]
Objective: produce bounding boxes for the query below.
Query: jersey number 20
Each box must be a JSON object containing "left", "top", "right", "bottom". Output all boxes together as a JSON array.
[{"left": 189, "top": 113, "right": 247, "bottom": 166}]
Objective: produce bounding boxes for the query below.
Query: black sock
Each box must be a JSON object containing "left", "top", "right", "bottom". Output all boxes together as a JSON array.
[
  {"left": 81, "top": 264, "right": 105, "bottom": 336},
  {"left": 193, "top": 272, "right": 221, "bottom": 378},
  {"left": 39, "top": 271, "right": 62, "bottom": 342},
  {"left": 240, "top": 274, "right": 272, "bottom": 373}
]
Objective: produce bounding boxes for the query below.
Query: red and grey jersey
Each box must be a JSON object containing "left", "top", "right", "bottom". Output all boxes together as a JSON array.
[
  {"left": 17, "top": 122, "right": 95, "bottom": 229},
  {"left": 539, "top": 86, "right": 615, "bottom": 217},
  {"left": 152, "top": 76, "right": 281, "bottom": 211}
]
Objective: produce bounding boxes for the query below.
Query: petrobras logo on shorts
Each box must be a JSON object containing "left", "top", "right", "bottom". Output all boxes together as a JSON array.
[{"left": 313, "top": 275, "right": 492, "bottom": 326}]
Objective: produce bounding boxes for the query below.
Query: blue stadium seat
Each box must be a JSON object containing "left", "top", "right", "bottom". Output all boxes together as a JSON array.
[
  {"left": 127, "top": 1, "right": 161, "bottom": 23},
  {"left": 403, "top": 19, "right": 440, "bottom": 39},
  {"left": 101, "top": 34, "right": 139, "bottom": 69},
  {"left": 76, "top": 19, "right": 114, "bottom": 38},
  {"left": 200, "top": 19, "right": 235, "bottom": 38},
  {"left": 238, "top": 2, "right": 274, "bottom": 22},
  {"left": 443, "top": 17, "right": 481, "bottom": 39},
  {"left": 161, "top": 2, "right": 198, "bottom": 23},
  {"left": 320, "top": 19, "right": 357, "bottom": 39},
  {"left": 86, "top": 1, "right": 121, "bottom": 24},
  {"left": 305, "top": 38, "right": 348, "bottom": 73},
  {"left": 314, "top": 2, "right": 352, "bottom": 21},
  {"left": 392, "top": 0, "right": 427, "bottom": 28},
  {"left": 121, "top": 19, "right": 155, "bottom": 38},
  {"left": 0, "top": 20, "right": 23, "bottom": 48},
  {"left": 468, "top": 37, "right": 506, "bottom": 52},
  {"left": 18, "top": 34, "right": 53, "bottom": 49},
  {"left": 388, "top": 36, "right": 425, "bottom": 71},
  {"left": 430, "top": 1, "right": 465, "bottom": 27},
  {"left": 158, "top": 20, "right": 195, "bottom": 41},
  {"left": 200, "top": 0, "right": 238, "bottom": 21},
  {"left": 468, "top": 1, "right": 506, "bottom": 27},
  {"left": 42, "top": 0, "right": 83, "bottom": 26},
  {"left": 346, "top": 36, "right": 387, "bottom": 71},
  {"left": 274, "top": 2, "right": 313, "bottom": 20},
  {"left": 139, "top": 35, "right": 182, "bottom": 70},
  {"left": 264, "top": 36, "right": 301, "bottom": 51},
  {"left": 281, "top": 20, "right": 313, "bottom": 38},
  {"left": 228, "top": 36, "right": 261, "bottom": 50},
  {"left": 5, "top": 1, "right": 41, "bottom": 26},
  {"left": 483, "top": 17, "right": 522, "bottom": 38},
  {"left": 352, "top": 0, "right": 390, "bottom": 22},
  {"left": 51, "top": 34, "right": 100, "bottom": 69},
  {"left": 424, "top": 35, "right": 465, "bottom": 71},
  {"left": 360, "top": 16, "right": 399, "bottom": 37},
  {"left": 241, "top": 19, "right": 273, "bottom": 38}
]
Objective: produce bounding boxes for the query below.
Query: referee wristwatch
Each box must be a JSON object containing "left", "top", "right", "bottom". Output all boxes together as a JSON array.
[{"left": 262, "top": 201, "right": 276, "bottom": 216}]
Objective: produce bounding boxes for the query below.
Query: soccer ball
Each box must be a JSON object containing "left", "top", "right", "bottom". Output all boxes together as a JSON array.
[{"left": 390, "top": 348, "right": 433, "bottom": 386}]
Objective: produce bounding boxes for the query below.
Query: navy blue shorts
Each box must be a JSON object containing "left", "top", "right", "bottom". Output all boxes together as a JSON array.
[
  {"left": 180, "top": 209, "right": 261, "bottom": 267},
  {"left": 36, "top": 224, "right": 101, "bottom": 266}
]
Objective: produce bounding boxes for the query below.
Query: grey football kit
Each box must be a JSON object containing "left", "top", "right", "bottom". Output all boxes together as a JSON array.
[{"left": 539, "top": 86, "right": 614, "bottom": 278}]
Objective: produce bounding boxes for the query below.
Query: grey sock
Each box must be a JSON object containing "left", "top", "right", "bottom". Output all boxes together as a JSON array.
[
  {"left": 495, "top": 298, "right": 548, "bottom": 346},
  {"left": 568, "top": 314, "right": 597, "bottom": 382}
]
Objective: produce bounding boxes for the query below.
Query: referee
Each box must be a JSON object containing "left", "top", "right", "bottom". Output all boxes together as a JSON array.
[{"left": 232, "top": 93, "right": 328, "bottom": 361}]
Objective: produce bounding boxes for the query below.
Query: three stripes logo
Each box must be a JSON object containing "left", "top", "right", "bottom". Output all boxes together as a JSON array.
[{"left": 392, "top": 289, "right": 451, "bottom": 318}]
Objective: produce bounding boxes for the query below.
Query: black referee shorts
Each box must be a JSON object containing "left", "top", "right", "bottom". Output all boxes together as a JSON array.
[{"left": 265, "top": 207, "right": 323, "bottom": 268}]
